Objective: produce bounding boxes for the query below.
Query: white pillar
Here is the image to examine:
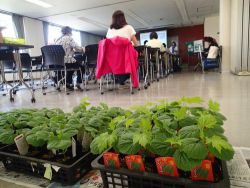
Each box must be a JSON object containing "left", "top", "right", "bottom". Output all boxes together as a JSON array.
[{"left": 220, "top": 0, "right": 231, "bottom": 72}]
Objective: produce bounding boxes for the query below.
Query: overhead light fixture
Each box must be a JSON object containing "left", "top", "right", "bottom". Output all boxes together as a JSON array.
[{"left": 25, "top": 0, "right": 53, "bottom": 8}]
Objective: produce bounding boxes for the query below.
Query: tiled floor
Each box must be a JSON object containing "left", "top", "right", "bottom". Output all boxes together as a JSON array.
[{"left": 1, "top": 72, "right": 250, "bottom": 147}]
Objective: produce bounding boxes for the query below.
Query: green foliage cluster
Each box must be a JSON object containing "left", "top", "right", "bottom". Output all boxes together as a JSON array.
[
  {"left": 90, "top": 97, "right": 234, "bottom": 171},
  {"left": 0, "top": 97, "right": 234, "bottom": 170},
  {"left": 0, "top": 97, "right": 127, "bottom": 154}
]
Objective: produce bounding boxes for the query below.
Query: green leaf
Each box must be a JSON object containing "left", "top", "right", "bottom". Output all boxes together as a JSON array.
[
  {"left": 174, "top": 150, "right": 201, "bottom": 171},
  {"left": 182, "top": 138, "right": 208, "bottom": 160},
  {"left": 147, "top": 132, "right": 174, "bottom": 156},
  {"left": 138, "top": 117, "right": 152, "bottom": 132},
  {"left": 206, "top": 135, "right": 233, "bottom": 154},
  {"left": 204, "top": 125, "right": 225, "bottom": 138},
  {"left": 166, "top": 136, "right": 182, "bottom": 146},
  {"left": 90, "top": 132, "right": 117, "bottom": 154},
  {"left": 173, "top": 107, "right": 187, "bottom": 121},
  {"left": 36, "top": 130, "right": 50, "bottom": 140},
  {"left": 60, "top": 128, "right": 78, "bottom": 139},
  {"left": 116, "top": 133, "right": 141, "bottom": 155},
  {"left": 0, "top": 129, "right": 16, "bottom": 144},
  {"left": 208, "top": 100, "right": 220, "bottom": 112},
  {"left": 197, "top": 113, "right": 217, "bottom": 129},
  {"left": 208, "top": 145, "right": 234, "bottom": 161},
  {"left": 133, "top": 132, "right": 151, "bottom": 148},
  {"left": 47, "top": 138, "right": 72, "bottom": 151},
  {"left": 181, "top": 96, "right": 204, "bottom": 105},
  {"left": 26, "top": 134, "right": 46, "bottom": 147},
  {"left": 90, "top": 133, "right": 109, "bottom": 154},
  {"left": 178, "top": 125, "right": 200, "bottom": 139},
  {"left": 125, "top": 118, "right": 134, "bottom": 128},
  {"left": 178, "top": 117, "right": 197, "bottom": 128}
]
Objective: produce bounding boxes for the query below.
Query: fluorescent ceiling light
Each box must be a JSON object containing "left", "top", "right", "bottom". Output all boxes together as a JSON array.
[{"left": 25, "top": 0, "right": 53, "bottom": 8}]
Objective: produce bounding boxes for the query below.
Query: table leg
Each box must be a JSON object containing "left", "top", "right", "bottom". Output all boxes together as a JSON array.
[
  {"left": 0, "top": 60, "right": 14, "bottom": 95},
  {"left": 11, "top": 50, "right": 35, "bottom": 103}
]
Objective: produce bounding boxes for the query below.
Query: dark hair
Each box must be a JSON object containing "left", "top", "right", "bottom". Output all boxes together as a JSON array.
[
  {"left": 110, "top": 10, "right": 128, "bottom": 29},
  {"left": 150, "top": 32, "right": 158, "bottom": 39},
  {"left": 162, "top": 43, "right": 166, "bottom": 48},
  {"left": 204, "top": 36, "right": 218, "bottom": 47},
  {"left": 172, "top": 41, "right": 176, "bottom": 46},
  {"left": 61, "top": 26, "right": 72, "bottom": 35},
  {"left": 144, "top": 40, "right": 148, "bottom": 45}
]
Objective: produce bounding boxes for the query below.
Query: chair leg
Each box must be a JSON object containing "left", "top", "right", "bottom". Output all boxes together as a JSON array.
[
  {"left": 130, "top": 77, "right": 134, "bottom": 94},
  {"left": 84, "top": 66, "right": 87, "bottom": 90},
  {"left": 100, "top": 76, "right": 103, "bottom": 94},
  {"left": 79, "top": 68, "right": 85, "bottom": 91},
  {"left": 41, "top": 69, "right": 46, "bottom": 95},
  {"left": 64, "top": 68, "right": 69, "bottom": 95},
  {"left": 113, "top": 74, "right": 116, "bottom": 90}
]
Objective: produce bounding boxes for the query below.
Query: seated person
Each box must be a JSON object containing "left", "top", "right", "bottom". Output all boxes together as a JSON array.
[
  {"left": 146, "top": 32, "right": 169, "bottom": 74},
  {"left": 169, "top": 41, "right": 181, "bottom": 72},
  {"left": 203, "top": 37, "right": 220, "bottom": 69},
  {"left": 55, "top": 26, "right": 84, "bottom": 90},
  {"left": 146, "top": 32, "right": 165, "bottom": 52},
  {"left": 169, "top": 41, "right": 178, "bottom": 55},
  {"left": 203, "top": 36, "right": 219, "bottom": 58},
  {"left": 106, "top": 10, "right": 138, "bottom": 85}
]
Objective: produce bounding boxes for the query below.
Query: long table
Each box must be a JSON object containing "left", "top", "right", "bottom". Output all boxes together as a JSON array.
[{"left": 0, "top": 43, "right": 35, "bottom": 103}]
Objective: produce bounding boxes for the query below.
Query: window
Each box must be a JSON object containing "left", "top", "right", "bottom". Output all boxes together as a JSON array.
[
  {"left": 48, "top": 25, "right": 81, "bottom": 45},
  {"left": 48, "top": 25, "right": 61, "bottom": 44},
  {"left": 0, "top": 13, "right": 16, "bottom": 38},
  {"left": 72, "top": 30, "right": 81, "bottom": 46}
]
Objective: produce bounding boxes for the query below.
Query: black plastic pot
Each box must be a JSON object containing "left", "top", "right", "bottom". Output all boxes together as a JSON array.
[
  {"left": 91, "top": 152, "right": 230, "bottom": 188},
  {"left": 0, "top": 144, "right": 96, "bottom": 185}
]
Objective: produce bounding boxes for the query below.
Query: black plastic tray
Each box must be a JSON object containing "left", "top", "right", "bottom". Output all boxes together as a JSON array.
[
  {"left": 91, "top": 153, "right": 230, "bottom": 188},
  {"left": 0, "top": 144, "right": 96, "bottom": 185}
]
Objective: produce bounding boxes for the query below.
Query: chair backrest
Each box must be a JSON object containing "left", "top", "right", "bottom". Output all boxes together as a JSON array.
[
  {"left": 74, "top": 52, "right": 86, "bottom": 63},
  {"left": 31, "top": 55, "right": 42, "bottom": 66},
  {"left": 0, "top": 50, "right": 15, "bottom": 70},
  {"left": 0, "top": 49, "right": 14, "bottom": 61},
  {"left": 135, "top": 46, "right": 146, "bottom": 62},
  {"left": 85, "top": 44, "right": 98, "bottom": 64},
  {"left": 147, "top": 47, "right": 160, "bottom": 61},
  {"left": 20, "top": 53, "right": 32, "bottom": 70},
  {"left": 41, "top": 45, "right": 65, "bottom": 67}
]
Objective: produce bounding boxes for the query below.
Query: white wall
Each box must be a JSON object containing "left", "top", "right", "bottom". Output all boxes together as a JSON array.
[
  {"left": 204, "top": 15, "right": 219, "bottom": 43},
  {"left": 23, "top": 17, "right": 45, "bottom": 56},
  {"left": 230, "top": 0, "right": 241, "bottom": 73},
  {"left": 230, "top": 0, "right": 250, "bottom": 74},
  {"left": 220, "top": 0, "right": 231, "bottom": 72}
]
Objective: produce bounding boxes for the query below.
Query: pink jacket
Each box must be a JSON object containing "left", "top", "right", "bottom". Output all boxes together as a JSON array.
[{"left": 96, "top": 37, "right": 139, "bottom": 88}]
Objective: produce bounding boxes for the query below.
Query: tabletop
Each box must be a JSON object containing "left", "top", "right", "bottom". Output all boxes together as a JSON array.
[{"left": 0, "top": 43, "right": 34, "bottom": 50}]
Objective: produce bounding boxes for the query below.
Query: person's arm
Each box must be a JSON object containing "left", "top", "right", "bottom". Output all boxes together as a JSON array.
[
  {"left": 131, "top": 35, "right": 138, "bottom": 47},
  {"left": 69, "top": 37, "right": 84, "bottom": 53}
]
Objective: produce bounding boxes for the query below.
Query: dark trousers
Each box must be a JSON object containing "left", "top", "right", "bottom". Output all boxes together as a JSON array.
[
  {"left": 65, "top": 63, "right": 83, "bottom": 84},
  {"left": 115, "top": 74, "right": 130, "bottom": 84}
]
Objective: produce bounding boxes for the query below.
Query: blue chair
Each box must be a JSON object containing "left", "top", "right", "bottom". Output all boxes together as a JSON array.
[{"left": 202, "top": 46, "right": 222, "bottom": 72}]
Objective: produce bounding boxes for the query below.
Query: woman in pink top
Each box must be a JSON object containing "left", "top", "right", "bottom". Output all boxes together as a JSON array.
[{"left": 106, "top": 10, "right": 138, "bottom": 85}]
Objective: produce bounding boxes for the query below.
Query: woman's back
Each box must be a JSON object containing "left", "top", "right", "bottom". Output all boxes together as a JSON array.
[{"left": 106, "top": 25, "right": 136, "bottom": 41}]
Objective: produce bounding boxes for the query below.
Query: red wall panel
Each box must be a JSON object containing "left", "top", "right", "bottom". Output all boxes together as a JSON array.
[{"left": 168, "top": 25, "right": 204, "bottom": 65}]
